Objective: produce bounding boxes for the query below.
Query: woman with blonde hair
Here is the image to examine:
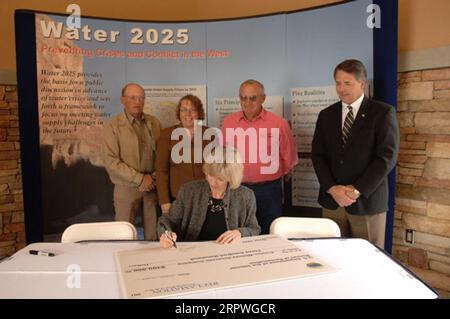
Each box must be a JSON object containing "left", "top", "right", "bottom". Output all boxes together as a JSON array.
[{"left": 158, "top": 147, "right": 260, "bottom": 247}]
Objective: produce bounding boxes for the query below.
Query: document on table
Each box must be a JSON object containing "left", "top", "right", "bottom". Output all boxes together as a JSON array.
[{"left": 114, "top": 234, "right": 336, "bottom": 298}]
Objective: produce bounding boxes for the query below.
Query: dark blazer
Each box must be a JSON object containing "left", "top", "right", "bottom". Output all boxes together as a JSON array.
[{"left": 311, "top": 96, "right": 399, "bottom": 215}]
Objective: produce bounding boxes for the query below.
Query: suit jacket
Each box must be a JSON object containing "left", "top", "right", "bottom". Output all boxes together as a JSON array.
[
  {"left": 311, "top": 96, "right": 399, "bottom": 215},
  {"left": 103, "top": 111, "right": 161, "bottom": 187},
  {"left": 158, "top": 180, "right": 261, "bottom": 241}
]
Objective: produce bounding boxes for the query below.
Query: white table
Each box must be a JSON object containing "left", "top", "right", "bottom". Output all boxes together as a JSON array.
[{"left": 0, "top": 238, "right": 438, "bottom": 299}]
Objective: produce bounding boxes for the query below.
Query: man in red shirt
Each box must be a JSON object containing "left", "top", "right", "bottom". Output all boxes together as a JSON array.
[{"left": 222, "top": 79, "right": 298, "bottom": 234}]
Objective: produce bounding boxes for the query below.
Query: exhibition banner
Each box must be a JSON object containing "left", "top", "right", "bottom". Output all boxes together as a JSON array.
[{"left": 26, "top": 0, "right": 374, "bottom": 237}]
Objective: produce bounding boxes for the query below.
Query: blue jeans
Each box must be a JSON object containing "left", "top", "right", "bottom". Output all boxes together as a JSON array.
[{"left": 243, "top": 179, "right": 282, "bottom": 234}]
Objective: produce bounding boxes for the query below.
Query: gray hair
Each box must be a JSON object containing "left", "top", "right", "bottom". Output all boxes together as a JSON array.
[{"left": 239, "top": 79, "right": 265, "bottom": 95}]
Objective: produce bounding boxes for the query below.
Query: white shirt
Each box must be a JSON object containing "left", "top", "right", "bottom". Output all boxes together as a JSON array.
[{"left": 342, "top": 94, "right": 364, "bottom": 129}]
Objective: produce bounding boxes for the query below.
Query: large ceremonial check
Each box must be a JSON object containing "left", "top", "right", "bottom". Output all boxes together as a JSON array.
[{"left": 114, "top": 235, "right": 336, "bottom": 298}]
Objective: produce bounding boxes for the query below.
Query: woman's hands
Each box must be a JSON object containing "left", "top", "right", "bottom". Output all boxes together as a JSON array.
[
  {"left": 160, "top": 229, "right": 242, "bottom": 247},
  {"left": 216, "top": 230, "right": 241, "bottom": 244},
  {"left": 159, "top": 231, "right": 177, "bottom": 248}
]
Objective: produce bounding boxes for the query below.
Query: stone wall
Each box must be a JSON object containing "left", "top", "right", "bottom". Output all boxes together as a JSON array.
[
  {"left": 0, "top": 84, "right": 26, "bottom": 259},
  {"left": 395, "top": 67, "right": 450, "bottom": 298}
]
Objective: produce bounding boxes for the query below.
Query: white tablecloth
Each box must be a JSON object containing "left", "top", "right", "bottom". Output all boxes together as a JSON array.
[{"left": 0, "top": 238, "right": 437, "bottom": 299}]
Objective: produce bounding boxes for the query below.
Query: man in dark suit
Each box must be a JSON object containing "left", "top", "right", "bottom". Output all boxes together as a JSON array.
[{"left": 311, "top": 59, "right": 399, "bottom": 249}]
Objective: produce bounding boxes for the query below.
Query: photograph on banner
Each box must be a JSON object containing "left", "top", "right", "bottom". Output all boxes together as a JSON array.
[
  {"left": 36, "top": 14, "right": 123, "bottom": 237},
  {"left": 143, "top": 85, "right": 207, "bottom": 129}
]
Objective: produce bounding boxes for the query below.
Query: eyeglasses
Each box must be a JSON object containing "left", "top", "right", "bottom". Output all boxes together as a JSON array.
[
  {"left": 124, "top": 95, "right": 145, "bottom": 102},
  {"left": 239, "top": 95, "right": 258, "bottom": 102},
  {"left": 180, "top": 108, "right": 198, "bottom": 114}
]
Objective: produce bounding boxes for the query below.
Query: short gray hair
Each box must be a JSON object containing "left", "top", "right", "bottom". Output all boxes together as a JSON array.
[
  {"left": 203, "top": 147, "right": 243, "bottom": 189},
  {"left": 239, "top": 79, "right": 265, "bottom": 95}
]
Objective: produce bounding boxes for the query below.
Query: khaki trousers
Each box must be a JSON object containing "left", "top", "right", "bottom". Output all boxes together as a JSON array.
[
  {"left": 113, "top": 184, "right": 158, "bottom": 241},
  {"left": 322, "top": 207, "right": 386, "bottom": 249}
]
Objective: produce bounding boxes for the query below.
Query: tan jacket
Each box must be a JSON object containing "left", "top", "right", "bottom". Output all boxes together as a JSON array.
[{"left": 103, "top": 112, "right": 161, "bottom": 187}]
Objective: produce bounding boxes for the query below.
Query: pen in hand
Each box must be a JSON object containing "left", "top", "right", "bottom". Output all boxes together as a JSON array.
[
  {"left": 159, "top": 223, "right": 177, "bottom": 248},
  {"left": 164, "top": 230, "right": 177, "bottom": 248}
]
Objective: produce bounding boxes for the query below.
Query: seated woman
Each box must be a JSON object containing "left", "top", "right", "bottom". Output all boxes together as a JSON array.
[
  {"left": 158, "top": 147, "right": 260, "bottom": 247},
  {"left": 155, "top": 94, "right": 214, "bottom": 214}
]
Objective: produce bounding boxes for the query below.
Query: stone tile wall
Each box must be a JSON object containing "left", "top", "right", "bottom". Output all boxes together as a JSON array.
[
  {"left": 0, "top": 84, "right": 26, "bottom": 259},
  {"left": 395, "top": 67, "right": 450, "bottom": 298}
]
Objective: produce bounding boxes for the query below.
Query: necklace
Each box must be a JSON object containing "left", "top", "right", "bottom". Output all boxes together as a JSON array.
[
  {"left": 208, "top": 197, "right": 225, "bottom": 213},
  {"left": 208, "top": 189, "right": 226, "bottom": 213}
]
